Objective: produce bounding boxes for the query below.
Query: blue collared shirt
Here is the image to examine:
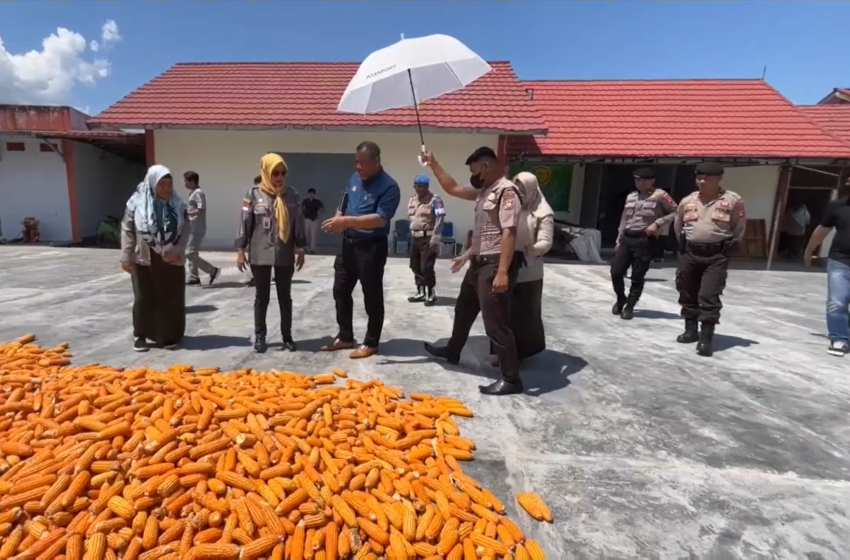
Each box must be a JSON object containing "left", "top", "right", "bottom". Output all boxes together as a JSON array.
[{"left": 343, "top": 169, "right": 400, "bottom": 238}]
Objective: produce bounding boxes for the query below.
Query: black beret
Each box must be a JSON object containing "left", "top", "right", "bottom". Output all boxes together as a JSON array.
[
  {"left": 695, "top": 162, "right": 725, "bottom": 176},
  {"left": 633, "top": 167, "right": 655, "bottom": 179},
  {"left": 465, "top": 147, "right": 498, "bottom": 165}
]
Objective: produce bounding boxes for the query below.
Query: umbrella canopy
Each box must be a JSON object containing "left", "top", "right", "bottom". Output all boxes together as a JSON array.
[{"left": 337, "top": 34, "right": 492, "bottom": 115}]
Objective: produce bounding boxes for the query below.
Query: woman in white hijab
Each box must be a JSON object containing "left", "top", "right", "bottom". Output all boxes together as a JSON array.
[
  {"left": 493, "top": 171, "right": 555, "bottom": 364},
  {"left": 120, "top": 165, "right": 191, "bottom": 352}
]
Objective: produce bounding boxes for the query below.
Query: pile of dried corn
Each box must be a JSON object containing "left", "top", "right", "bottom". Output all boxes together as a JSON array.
[{"left": 0, "top": 335, "right": 552, "bottom": 560}]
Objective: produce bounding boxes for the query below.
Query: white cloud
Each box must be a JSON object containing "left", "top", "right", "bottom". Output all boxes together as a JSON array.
[
  {"left": 0, "top": 21, "right": 119, "bottom": 105},
  {"left": 101, "top": 20, "right": 121, "bottom": 45}
]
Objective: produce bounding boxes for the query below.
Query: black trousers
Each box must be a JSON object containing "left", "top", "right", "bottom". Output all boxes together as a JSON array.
[
  {"left": 489, "top": 278, "right": 545, "bottom": 361},
  {"left": 676, "top": 250, "right": 729, "bottom": 324},
  {"left": 611, "top": 234, "right": 657, "bottom": 303},
  {"left": 448, "top": 256, "right": 520, "bottom": 383},
  {"left": 333, "top": 236, "right": 388, "bottom": 348},
  {"left": 410, "top": 236, "right": 437, "bottom": 288},
  {"left": 132, "top": 252, "right": 186, "bottom": 347},
  {"left": 251, "top": 265, "right": 294, "bottom": 338}
]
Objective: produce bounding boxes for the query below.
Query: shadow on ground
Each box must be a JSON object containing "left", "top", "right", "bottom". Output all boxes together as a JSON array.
[
  {"left": 377, "top": 336, "right": 585, "bottom": 396},
  {"left": 632, "top": 309, "right": 679, "bottom": 320},
  {"left": 180, "top": 334, "right": 252, "bottom": 350},
  {"left": 714, "top": 334, "right": 759, "bottom": 352},
  {"left": 186, "top": 304, "right": 217, "bottom": 314}
]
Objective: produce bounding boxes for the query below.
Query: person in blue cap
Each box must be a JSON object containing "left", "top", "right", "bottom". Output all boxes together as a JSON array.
[{"left": 406, "top": 174, "right": 446, "bottom": 306}]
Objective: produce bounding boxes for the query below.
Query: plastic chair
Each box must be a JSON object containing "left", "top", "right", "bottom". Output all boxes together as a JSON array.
[
  {"left": 392, "top": 219, "right": 411, "bottom": 254},
  {"left": 439, "top": 221, "right": 457, "bottom": 257}
]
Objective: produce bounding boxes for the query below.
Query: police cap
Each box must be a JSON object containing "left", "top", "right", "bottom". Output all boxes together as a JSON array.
[
  {"left": 465, "top": 147, "right": 498, "bottom": 165},
  {"left": 413, "top": 174, "right": 430, "bottom": 186},
  {"left": 695, "top": 162, "right": 725, "bottom": 177},
  {"left": 633, "top": 167, "right": 655, "bottom": 179}
]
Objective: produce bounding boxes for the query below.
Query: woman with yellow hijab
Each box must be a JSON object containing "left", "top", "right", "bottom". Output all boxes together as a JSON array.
[{"left": 235, "top": 153, "right": 307, "bottom": 353}]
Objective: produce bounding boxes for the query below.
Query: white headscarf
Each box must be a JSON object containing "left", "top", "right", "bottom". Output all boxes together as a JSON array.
[
  {"left": 513, "top": 171, "right": 554, "bottom": 252},
  {"left": 513, "top": 171, "right": 554, "bottom": 219},
  {"left": 126, "top": 165, "right": 186, "bottom": 254}
]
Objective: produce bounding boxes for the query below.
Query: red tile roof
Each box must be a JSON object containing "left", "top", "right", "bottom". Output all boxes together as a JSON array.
[
  {"left": 799, "top": 105, "right": 850, "bottom": 144},
  {"left": 89, "top": 61, "right": 546, "bottom": 134},
  {"left": 508, "top": 79, "right": 850, "bottom": 160}
]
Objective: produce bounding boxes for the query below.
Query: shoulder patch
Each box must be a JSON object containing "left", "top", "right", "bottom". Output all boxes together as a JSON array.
[{"left": 501, "top": 189, "right": 516, "bottom": 211}]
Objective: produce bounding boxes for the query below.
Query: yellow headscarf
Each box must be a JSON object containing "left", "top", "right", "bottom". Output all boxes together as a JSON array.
[{"left": 259, "top": 153, "right": 290, "bottom": 243}]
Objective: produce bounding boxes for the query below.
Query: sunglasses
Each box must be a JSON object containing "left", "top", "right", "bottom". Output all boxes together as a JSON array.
[{"left": 271, "top": 169, "right": 287, "bottom": 178}]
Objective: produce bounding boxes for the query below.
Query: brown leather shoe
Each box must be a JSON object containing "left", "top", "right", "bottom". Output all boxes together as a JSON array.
[
  {"left": 320, "top": 339, "right": 356, "bottom": 352},
  {"left": 349, "top": 345, "right": 378, "bottom": 359}
]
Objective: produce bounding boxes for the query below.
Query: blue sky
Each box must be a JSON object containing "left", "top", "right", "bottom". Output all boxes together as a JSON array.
[{"left": 1, "top": 1, "right": 848, "bottom": 114}]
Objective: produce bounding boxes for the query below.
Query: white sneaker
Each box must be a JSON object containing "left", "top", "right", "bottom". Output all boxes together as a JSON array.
[{"left": 827, "top": 340, "right": 848, "bottom": 357}]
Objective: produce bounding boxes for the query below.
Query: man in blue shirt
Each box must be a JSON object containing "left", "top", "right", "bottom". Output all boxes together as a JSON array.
[{"left": 321, "top": 141, "right": 400, "bottom": 358}]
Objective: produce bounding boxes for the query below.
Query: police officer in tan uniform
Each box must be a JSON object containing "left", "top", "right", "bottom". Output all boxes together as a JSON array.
[
  {"left": 421, "top": 147, "right": 525, "bottom": 396},
  {"left": 611, "top": 167, "right": 678, "bottom": 320},
  {"left": 674, "top": 162, "right": 746, "bottom": 357},
  {"left": 407, "top": 174, "right": 446, "bottom": 306}
]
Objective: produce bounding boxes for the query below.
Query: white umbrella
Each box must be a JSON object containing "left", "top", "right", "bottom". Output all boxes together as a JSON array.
[{"left": 337, "top": 34, "right": 492, "bottom": 156}]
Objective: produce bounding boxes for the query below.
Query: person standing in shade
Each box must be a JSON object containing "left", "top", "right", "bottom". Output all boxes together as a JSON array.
[
  {"left": 235, "top": 154, "right": 306, "bottom": 354},
  {"left": 804, "top": 174, "right": 850, "bottom": 356},
  {"left": 301, "top": 188, "right": 324, "bottom": 254},
  {"left": 674, "top": 162, "right": 746, "bottom": 357},
  {"left": 421, "top": 147, "right": 525, "bottom": 396},
  {"left": 407, "top": 174, "right": 446, "bottom": 306},
  {"left": 320, "top": 141, "right": 400, "bottom": 359},
  {"left": 610, "top": 167, "right": 677, "bottom": 319},
  {"left": 183, "top": 171, "right": 221, "bottom": 286}
]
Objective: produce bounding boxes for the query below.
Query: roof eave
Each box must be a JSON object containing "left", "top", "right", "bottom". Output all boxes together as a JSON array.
[
  {"left": 88, "top": 122, "right": 548, "bottom": 136},
  {"left": 509, "top": 153, "right": 850, "bottom": 166}
]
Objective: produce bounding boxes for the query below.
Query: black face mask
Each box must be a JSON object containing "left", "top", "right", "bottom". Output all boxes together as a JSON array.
[{"left": 470, "top": 166, "right": 488, "bottom": 189}]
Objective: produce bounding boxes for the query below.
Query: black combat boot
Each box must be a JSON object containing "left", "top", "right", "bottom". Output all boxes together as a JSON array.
[
  {"left": 612, "top": 296, "right": 627, "bottom": 315},
  {"left": 424, "top": 287, "right": 437, "bottom": 307},
  {"left": 479, "top": 378, "right": 524, "bottom": 396},
  {"left": 676, "top": 319, "right": 699, "bottom": 343},
  {"left": 697, "top": 323, "right": 715, "bottom": 357},
  {"left": 621, "top": 296, "right": 638, "bottom": 320},
  {"left": 254, "top": 334, "right": 267, "bottom": 354},
  {"left": 281, "top": 336, "right": 297, "bottom": 352},
  {"left": 423, "top": 343, "right": 460, "bottom": 365},
  {"left": 408, "top": 287, "right": 425, "bottom": 303}
]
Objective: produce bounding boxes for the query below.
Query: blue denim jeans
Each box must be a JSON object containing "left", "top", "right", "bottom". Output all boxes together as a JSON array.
[{"left": 826, "top": 259, "right": 850, "bottom": 343}]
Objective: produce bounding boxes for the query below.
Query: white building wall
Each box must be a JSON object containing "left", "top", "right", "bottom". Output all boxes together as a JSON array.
[
  {"left": 154, "top": 129, "right": 499, "bottom": 248},
  {"left": 72, "top": 142, "right": 145, "bottom": 239},
  {"left": 0, "top": 136, "right": 71, "bottom": 241},
  {"left": 721, "top": 165, "right": 781, "bottom": 229}
]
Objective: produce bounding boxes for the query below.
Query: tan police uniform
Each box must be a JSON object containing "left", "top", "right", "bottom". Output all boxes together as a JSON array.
[
  {"left": 444, "top": 177, "right": 524, "bottom": 383},
  {"left": 611, "top": 187, "right": 678, "bottom": 313},
  {"left": 406, "top": 190, "right": 445, "bottom": 303},
  {"left": 673, "top": 174, "right": 746, "bottom": 355}
]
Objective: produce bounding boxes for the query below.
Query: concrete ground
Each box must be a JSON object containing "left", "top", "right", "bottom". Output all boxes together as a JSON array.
[{"left": 1, "top": 246, "right": 849, "bottom": 559}]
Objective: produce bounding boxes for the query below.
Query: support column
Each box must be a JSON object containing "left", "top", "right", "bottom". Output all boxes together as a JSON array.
[
  {"left": 766, "top": 165, "right": 791, "bottom": 270},
  {"left": 62, "top": 139, "right": 81, "bottom": 242},
  {"left": 145, "top": 130, "right": 155, "bottom": 167}
]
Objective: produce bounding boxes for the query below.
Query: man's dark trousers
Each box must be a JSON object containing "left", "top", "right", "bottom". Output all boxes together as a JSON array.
[
  {"left": 447, "top": 256, "right": 520, "bottom": 382},
  {"left": 676, "top": 245, "right": 729, "bottom": 324},
  {"left": 333, "top": 236, "right": 388, "bottom": 348},
  {"left": 611, "top": 232, "right": 656, "bottom": 304},
  {"left": 410, "top": 236, "right": 437, "bottom": 288}
]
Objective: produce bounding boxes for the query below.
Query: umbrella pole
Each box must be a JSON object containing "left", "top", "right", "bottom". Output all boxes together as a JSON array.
[{"left": 406, "top": 69, "right": 426, "bottom": 149}]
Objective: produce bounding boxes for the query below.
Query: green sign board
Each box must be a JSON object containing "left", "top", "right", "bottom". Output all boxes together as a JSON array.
[{"left": 508, "top": 163, "right": 573, "bottom": 213}]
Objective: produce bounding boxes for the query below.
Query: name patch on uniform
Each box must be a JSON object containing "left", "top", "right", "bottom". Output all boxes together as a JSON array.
[
  {"left": 712, "top": 210, "right": 731, "bottom": 222},
  {"left": 719, "top": 200, "right": 730, "bottom": 209},
  {"left": 685, "top": 202, "right": 697, "bottom": 211},
  {"left": 684, "top": 211, "right": 699, "bottom": 222}
]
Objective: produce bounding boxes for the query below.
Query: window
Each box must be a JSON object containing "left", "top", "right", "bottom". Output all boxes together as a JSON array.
[{"left": 5, "top": 142, "right": 25, "bottom": 152}]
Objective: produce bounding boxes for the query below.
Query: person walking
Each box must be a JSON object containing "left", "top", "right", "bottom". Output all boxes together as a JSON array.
[
  {"left": 183, "top": 171, "right": 221, "bottom": 286},
  {"left": 786, "top": 203, "right": 810, "bottom": 259},
  {"left": 235, "top": 154, "right": 306, "bottom": 354},
  {"left": 421, "top": 147, "right": 525, "bottom": 396},
  {"left": 610, "top": 167, "right": 677, "bottom": 320},
  {"left": 674, "top": 162, "right": 746, "bottom": 357},
  {"left": 120, "top": 165, "right": 191, "bottom": 352},
  {"left": 407, "top": 174, "right": 446, "bottom": 306},
  {"left": 301, "top": 188, "right": 324, "bottom": 254},
  {"left": 320, "top": 141, "right": 400, "bottom": 359},
  {"left": 804, "top": 175, "right": 850, "bottom": 356}
]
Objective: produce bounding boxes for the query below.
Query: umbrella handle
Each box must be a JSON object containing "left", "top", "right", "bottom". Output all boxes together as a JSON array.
[{"left": 418, "top": 144, "right": 428, "bottom": 167}]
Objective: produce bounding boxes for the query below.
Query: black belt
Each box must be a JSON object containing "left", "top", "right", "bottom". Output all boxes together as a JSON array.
[
  {"left": 685, "top": 241, "right": 728, "bottom": 256},
  {"left": 471, "top": 252, "right": 525, "bottom": 268},
  {"left": 343, "top": 235, "right": 386, "bottom": 245},
  {"left": 623, "top": 230, "right": 648, "bottom": 238},
  {"left": 411, "top": 230, "right": 434, "bottom": 238}
]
